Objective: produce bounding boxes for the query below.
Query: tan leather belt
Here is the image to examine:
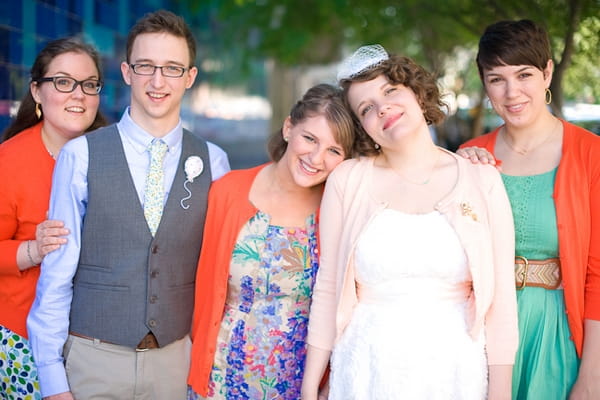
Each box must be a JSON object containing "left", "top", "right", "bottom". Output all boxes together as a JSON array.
[
  {"left": 70, "top": 331, "right": 159, "bottom": 351},
  {"left": 515, "top": 256, "right": 562, "bottom": 290}
]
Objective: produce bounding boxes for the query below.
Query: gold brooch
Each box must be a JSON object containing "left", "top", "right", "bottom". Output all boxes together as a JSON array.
[{"left": 460, "top": 202, "right": 478, "bottom": 221}]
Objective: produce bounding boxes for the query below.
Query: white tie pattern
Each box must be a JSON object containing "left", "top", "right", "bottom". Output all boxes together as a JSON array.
[{"left": 144, "top": 140, "right": 168, "bottom": 236}]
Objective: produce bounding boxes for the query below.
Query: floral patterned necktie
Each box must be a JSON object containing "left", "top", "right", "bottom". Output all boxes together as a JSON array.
[{"left": 144, "top": 139, "right": 168, "bottom": 236}]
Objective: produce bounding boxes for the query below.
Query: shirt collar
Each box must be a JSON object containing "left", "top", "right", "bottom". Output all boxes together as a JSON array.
[{"left": 117, "top": 107, "right": 183, "bottom": 154}]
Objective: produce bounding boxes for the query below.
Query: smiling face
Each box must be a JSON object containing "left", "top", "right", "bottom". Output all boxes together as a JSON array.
[
  {"left": 121, "top": 32, "right": 198, "bottom": 136},
  {"left": 347, "top": 74, "right": 428, "bottom": 150},
  {"left": 483, "top": 60, "right": 552, "bottom": 130},
  {"left": 30, "top": 51, "right": 100, "bottom": 141},
  {"left": 279, "top": 114, "right": 346, "bottom": 188}
]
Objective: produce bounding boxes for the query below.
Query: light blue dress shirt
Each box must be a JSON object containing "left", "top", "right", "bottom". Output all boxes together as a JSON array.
[{"left": 27, "top": 109, "right": 230, "bottom": 397}]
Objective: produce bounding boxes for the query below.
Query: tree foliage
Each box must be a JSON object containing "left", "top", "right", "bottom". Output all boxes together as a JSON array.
[{"left": 178, "top": 0, "right": 599, "bottom": 126}]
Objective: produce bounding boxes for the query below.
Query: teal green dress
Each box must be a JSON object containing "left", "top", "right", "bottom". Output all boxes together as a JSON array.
[{"left": 502, "top": 168, "right": 580, "bottom": 399}]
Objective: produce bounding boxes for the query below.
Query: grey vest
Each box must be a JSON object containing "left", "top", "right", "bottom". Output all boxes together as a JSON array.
[{"left": 69, "top": 125, "right": 211, "bottom": 347}]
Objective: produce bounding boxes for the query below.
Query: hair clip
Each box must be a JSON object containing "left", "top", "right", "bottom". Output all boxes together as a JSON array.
[{"left": 336, "top": 44, "right": 389, "bottom": 82}]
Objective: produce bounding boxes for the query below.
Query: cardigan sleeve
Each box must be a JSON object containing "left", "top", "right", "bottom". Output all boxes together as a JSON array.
[
  {"left": 481, "top": 166, "right": 519, "bottom": 365},
  {"left": 307, "top": 167, "right": 347, "bottom": 351},
  {"left": 584, "top": 136, "right": 600, "bottom": 320},
  {"left": 188, "top": 175, "right": 238, "bottom": 394},
  {"left": 188, "top": 166, "right": 264, "bottom": 395},
  {"left": 0, "top": 158, "right": 20, "bottom": 275}
]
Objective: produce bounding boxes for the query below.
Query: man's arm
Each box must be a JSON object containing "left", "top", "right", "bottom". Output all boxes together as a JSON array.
[
  {"left": 206, "top": 141, "right": 230, "bottom": 181},
  {"left": 27, "top": 138, "right": 89, "bottom": 397}
]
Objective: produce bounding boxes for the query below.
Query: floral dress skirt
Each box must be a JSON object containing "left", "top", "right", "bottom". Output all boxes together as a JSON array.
[
  {"left": 189, "top": 211, "right": 318, "bottom": 400},
  {"left": 0, "top": 325, "right": 42, "bottom": 400}
]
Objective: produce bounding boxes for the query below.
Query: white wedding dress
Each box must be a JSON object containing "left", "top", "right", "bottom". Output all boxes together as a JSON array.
[{"left": 329, "top": 209, "right": 487, "bottom": 400}]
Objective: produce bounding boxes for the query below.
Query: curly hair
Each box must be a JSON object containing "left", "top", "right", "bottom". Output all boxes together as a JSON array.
[
  {"left": 267, "top": 83, "right": 355, "bottom": 162},
  {"left": 476, "top": 19, "right": 552, "bottom": 79},
  {"left": 2, "top": 37, "right": 107, "bottom": 141},
  {"left": 340, "top": 54, "right": 446, "bottom": 156}
]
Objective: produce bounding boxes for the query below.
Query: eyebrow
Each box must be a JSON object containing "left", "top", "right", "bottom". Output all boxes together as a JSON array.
[
  {"left": 49, "top": 71, "right": 99, "bottom": 80},
  {"left": 132, "top": 58, "right": 186, "bottom": 67},
  {"left": 355, "top": 81, "right": 390, "bottom": 110},
  {"left": 485, "top": 66, "right": 533, "bottom": 77},
  {"left": 303, "top": 129, "right": 344, "bottom": 151}
]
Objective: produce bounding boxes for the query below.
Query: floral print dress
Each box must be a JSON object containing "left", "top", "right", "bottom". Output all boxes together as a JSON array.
[{"left": 202, "top": 210, "right": 318, "bottom": 400}]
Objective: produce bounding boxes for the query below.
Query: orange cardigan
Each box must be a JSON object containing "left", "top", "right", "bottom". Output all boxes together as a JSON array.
[
  {"left": 187, "top": 164, "right": 267, "bottom": 396},
  {"left": 462, "top": 120, "right": 600, "bottom": 356},
  {"left": 0, "top": 123, "right": 54, "bottom": 337}
]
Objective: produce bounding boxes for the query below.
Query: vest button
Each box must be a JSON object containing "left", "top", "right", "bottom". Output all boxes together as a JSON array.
[
  {"left": 150, "top": 270, "right": 159, "bottom": 278},
  {"left": 151, "top": 245, "right": 159, "bottom": 254},
  {"left": 148, "top": 319, "right": 157, "bottom": 327},
  {"left": 150, "top": 295, "right": 158, "bottom": 304}
]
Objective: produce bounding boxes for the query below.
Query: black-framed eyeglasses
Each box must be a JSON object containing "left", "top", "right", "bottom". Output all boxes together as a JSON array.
[
  {"left": 36, "top": 76, "right": 103, "bottom": 95},
  {"left": 129, "top": 63, "right": 188, "bottom": 78}
]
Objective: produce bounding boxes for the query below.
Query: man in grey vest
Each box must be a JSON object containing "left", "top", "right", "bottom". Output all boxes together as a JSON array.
[{"left": 28, "top": 10, "right": 230, "bottom": 400}]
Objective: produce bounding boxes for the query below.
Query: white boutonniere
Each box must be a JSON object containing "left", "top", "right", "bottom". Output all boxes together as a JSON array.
[{"left": 180, "top": 156, "right": 204, "bottom": 209}]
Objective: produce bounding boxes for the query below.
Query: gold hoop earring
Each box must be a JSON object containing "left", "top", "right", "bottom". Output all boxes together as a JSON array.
[
  {"left": 545, "top": 88, "right": 552, "bottom": 105},
  {"left": 35, "top": 103, "right": 42, "bottom": 119}
]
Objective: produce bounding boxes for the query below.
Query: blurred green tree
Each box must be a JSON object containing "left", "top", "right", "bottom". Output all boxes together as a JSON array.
[{"left": 180, "top": 0, "right": 599, "bottom": 136}]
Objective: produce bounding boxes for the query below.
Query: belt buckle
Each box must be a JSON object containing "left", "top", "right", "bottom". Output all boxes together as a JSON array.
[
  {"left": 135, "top": 347, "right": 150, "bottom": 352},
  {"left": 516, "top": 256, "right": 529, "bottom": 290}
]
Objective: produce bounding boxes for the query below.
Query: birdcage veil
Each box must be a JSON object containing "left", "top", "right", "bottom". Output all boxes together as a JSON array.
[{"left": 336, "top": 44, "right": 389, "bottom": 82}]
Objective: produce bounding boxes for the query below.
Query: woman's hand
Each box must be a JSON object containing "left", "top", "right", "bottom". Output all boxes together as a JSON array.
[
  {"left": 18, "top": 219, "right": 69, "bottom": 270},
  {"left": 456, "top": 146, "right": 499, "bottom": 168},
  {"left": 569, "top": 320, "right": 600, "bottom": 399},
  {"left": 35, "top": 219, "right": 69, "bottom": 259}
]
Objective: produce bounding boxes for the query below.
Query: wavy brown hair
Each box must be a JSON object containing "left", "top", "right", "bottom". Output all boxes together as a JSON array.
[
  {"left": 340, "top": 54, "right": 446, "bottom": 156},
  {"left": 267, "top": 83, "right": 355, "bottom": 162}
]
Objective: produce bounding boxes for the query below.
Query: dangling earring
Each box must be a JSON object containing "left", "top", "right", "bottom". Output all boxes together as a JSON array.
[
  {"left": 35, "top": 103, "right": 42, "bottom": 119},
  {"left": 545, "top": 88, "right": 552, "bottom": 105}
]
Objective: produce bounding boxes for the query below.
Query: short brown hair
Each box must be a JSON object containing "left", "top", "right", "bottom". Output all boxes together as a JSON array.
[
  {"left": 126, "top": 9, "right": 196, "bottom": 67},
  {"left": 340, "top": 54, "right": 446, "bottom": 156},
  {"left": 476, "top": 19, "right": 552, "bottom": 79},
  {"left": 267, "top": 84, "right": 355, "bottom": 162}
]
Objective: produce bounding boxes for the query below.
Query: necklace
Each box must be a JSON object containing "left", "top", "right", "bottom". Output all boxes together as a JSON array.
[
  {"left": 387, "top": 149, "right": 441, "bottom": 185},
  {"left": 40, "top": 128, "right": 57, "bottom": 160},
  {"left": 501, "top": 119, "right": 560, "bottom": 156}
]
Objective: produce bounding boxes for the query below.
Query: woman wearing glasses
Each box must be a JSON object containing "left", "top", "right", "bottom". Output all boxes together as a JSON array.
[{"left": 0, "top": 37, "right": 106, "bottom": 398}]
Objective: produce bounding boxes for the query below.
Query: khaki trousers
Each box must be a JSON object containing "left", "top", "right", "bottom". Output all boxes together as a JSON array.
[{"left": 64, "top": 334, "right": 191, "bottom": 400}]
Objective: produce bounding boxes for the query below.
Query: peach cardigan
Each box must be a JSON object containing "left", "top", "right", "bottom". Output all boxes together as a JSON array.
[{"left": 306, "top": 151, "right": 519, "bottom": 365}]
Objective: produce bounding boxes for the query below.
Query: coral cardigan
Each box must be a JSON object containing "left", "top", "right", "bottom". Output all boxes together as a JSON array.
[
  {"left": 0, "top": 123, "right": 54, "bottom": 337},
  {"left": 306, "top": 151, "right": 519, "bottom": 365},
  {"left": 188, "top": 164, "right": 268, "bottom": 395},
  {"left": 462, "top": 120, "right": 600, "bottom": 357}
]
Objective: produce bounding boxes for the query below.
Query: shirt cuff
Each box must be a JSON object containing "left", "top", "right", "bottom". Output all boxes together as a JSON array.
[{"left": 38, "top": 361, "right": 70, "bottom": 397}]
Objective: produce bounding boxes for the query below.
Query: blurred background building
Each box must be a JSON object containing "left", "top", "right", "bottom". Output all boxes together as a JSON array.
[{"left": 0, "top": 0, "right": 272, "bottom": 168}]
